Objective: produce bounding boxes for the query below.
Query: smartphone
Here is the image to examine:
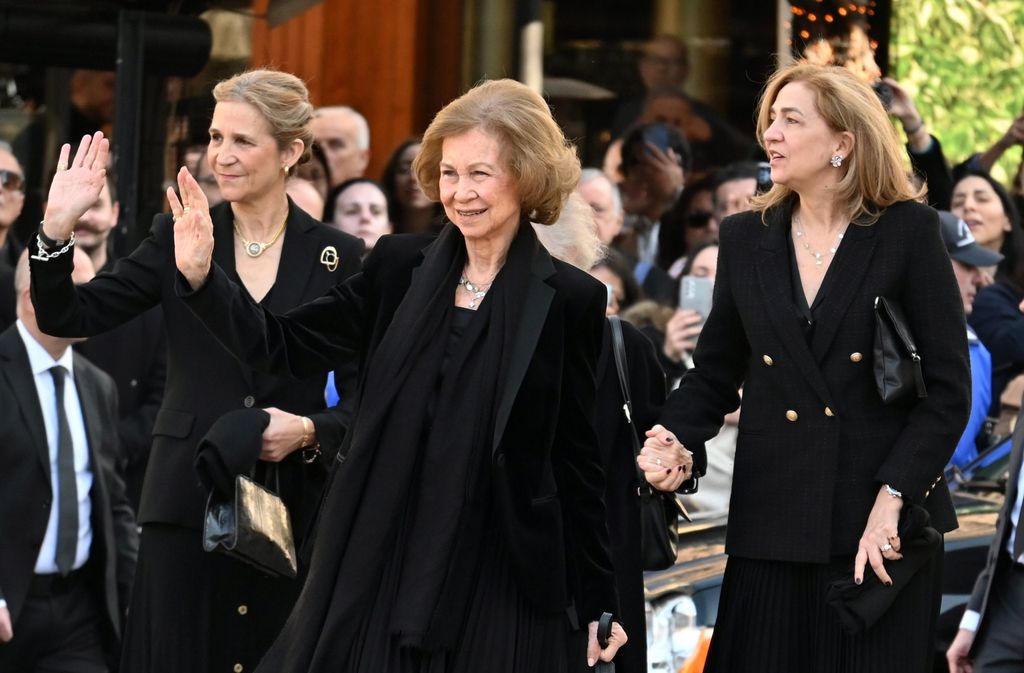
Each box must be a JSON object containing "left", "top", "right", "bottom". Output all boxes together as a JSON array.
[
  {"left": 642, "top": 123, "right": 673, "bottom": 155},
  {"left": 679, "top": 275, "right": 714, "bottom": 323}
]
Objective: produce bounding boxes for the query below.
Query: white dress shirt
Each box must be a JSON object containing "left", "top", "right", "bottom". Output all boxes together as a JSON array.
[{"left": 16, "top": 321, "right": 94, "bottom": 575}]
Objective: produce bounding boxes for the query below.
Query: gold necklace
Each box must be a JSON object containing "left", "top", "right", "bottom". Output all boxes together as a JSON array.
[{"left": 234, "top": 214, "right": 288, "bottom": 258}]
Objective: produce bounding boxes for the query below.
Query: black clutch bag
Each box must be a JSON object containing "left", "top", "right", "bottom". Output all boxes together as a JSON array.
[
  {"left": 609, "top": 316, "right": 690, "bottom": 571},
  {"left": 873, "top": 296, "right": 927, "bottom": 404},
  {"left": 203, "top": 467, "right": 298, "bottom": 579}
]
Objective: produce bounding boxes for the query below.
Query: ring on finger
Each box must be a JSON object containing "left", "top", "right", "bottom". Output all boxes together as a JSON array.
[
  {"left": 880, "top": 542, "right": 893, "bottom": 553},
  {"left": 655, "top": 458, "right": 662, "bottom": 466},
  {"left": 57, "top": 161, "right": 68, "bottom": 172},
  {"left": 183, "top": 206, "right": 191, "bottom": 214}
]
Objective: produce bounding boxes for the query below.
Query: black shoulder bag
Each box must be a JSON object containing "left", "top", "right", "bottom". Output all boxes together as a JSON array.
[
  {"left": 609, "top": 316, "right": 688, "bottom": 571},
  {"left": 873, "top": 296, "right": 927, "bottom": 404}
]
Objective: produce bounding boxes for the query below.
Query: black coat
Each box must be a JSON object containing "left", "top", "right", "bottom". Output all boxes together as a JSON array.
[
  {"left": 965, "top": 408, "right": 1024, "bottom": 653},
  {"left": 660, "top": 200, "right": 971, "bottom": 563},
  {"left": 29, "top": 199, "right": 364, "bottom": 537},
  {"left": 0, "top": 325, "right": 138, "bottom": 654},
  {"left": 178, "top": 231, "right": 619, "bottom": 626},
  {"left": 594, "top": 319, "right": 666, "bottom": 673}
]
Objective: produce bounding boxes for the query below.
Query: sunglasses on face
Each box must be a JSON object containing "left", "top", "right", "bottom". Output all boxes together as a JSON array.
[
  {"left": 686, "top": 211, "right": 713, "bottom": 228},
  {"left": 0, "top": 169, "right": 25, "bottom": 193}
]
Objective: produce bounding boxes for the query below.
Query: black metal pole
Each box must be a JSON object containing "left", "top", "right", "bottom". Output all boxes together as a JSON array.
[{"left": 113, "top": 9, "right": 144, "bottom": 259}]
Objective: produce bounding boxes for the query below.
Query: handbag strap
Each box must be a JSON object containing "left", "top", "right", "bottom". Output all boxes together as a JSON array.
[{"left": 608, "top": 317, "right": 648, "bottom": 487}]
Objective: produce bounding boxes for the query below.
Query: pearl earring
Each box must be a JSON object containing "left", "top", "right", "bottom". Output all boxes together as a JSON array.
[{"left": 830, "top": 155, "right": 843, "bottom": 168}]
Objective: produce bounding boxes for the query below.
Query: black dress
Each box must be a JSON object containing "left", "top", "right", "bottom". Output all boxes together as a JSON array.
[{"left": 704, "top": 226, "right": 945, "bottom": 673}]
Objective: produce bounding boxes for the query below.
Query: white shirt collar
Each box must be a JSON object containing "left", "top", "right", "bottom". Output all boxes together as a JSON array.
[{"left": 15, "top": 319, "right": 75, "bottom": 379}]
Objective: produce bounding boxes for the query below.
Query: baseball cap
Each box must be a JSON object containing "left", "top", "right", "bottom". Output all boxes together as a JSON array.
[{"left": 938, "top": 210, "right": 1003, "bottom": 267}]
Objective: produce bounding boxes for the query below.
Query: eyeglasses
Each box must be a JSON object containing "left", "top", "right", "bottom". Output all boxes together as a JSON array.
[{"left": 0, "top": 169, "right": 25, "bottom": 193}]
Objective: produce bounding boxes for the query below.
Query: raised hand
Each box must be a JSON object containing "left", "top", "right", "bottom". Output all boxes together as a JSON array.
[
  {"left": 168, "top": 166, "right": 214, "bottom": 290},
  {"left": 43, "top": 132, "right": 110, "bottom": 240}
]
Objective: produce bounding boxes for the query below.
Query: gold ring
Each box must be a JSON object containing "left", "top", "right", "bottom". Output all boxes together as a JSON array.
[
  {"left": 182, "top": 206, "right": 191, "bottom": 214},
  {"left": 57, "top": 161, "right": 68, "bottom": 172}
]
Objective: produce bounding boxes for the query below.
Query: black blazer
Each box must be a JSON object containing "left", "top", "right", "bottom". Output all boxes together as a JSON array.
[
  {"left": 29, "top": 200, "right": 364, "bottom": 536},
  {"left": 0, "top": 326, "right": 138, "bottom": 648},
  {"left": 965, "top": 410, "right": 1024, "bottom": 652},
  {"left": 660, "top": 200, "right": 971, "bottom": 563},
  {"left": 178, "top": 231, "right": 619, "bottom": 624}
]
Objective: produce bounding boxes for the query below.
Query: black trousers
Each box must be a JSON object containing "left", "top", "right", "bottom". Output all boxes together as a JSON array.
[
  {"left": 0, "top": 571, "right": 108, "bottom": 673},
  {"left": 973, "top": 558, "right": 1024, "bottom": 673}
]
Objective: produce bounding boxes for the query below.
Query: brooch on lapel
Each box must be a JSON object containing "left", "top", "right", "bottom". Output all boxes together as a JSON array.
[{"left": 320, "top": 246, "right": 339, "bottom": 272}]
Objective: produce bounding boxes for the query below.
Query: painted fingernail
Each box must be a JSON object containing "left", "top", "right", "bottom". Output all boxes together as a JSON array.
[
  {"left": 665, "top": 468, "right": 672, "bottom": 475},
  {"left": 677, "top": 465, "right": 684, "bottom": 472},
  {"left": 855, "top": 578, "right": 862, "bottom": 585},
  {"left": 665, "top": 436, "right": 675, "bottom": 443}
]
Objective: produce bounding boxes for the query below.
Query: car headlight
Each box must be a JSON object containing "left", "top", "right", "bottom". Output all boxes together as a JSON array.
[{"left": 646, "top": 595, "right": 712, "bottom": 673}]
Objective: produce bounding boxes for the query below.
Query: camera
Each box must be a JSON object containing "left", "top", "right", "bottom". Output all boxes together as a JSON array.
[
  {"left": 756, "top": 161, "right": 772, "bottom": 195},
  {"left": 871, "top": 80, "right": 894, "bottom": 112}
]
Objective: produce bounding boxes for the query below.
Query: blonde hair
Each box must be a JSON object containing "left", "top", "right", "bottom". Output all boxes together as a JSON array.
[
  {"left": 414, "top": 79, "right": 581, "bottom": 225},
  {"left": 533, "top": 191, "right": 604, "bottom": 271},
  {"left": 212, "top": 69, "right": 314, "bottom": 165},
  {"left": 751, "top": 63, "right": 923, "bottom": 223}
]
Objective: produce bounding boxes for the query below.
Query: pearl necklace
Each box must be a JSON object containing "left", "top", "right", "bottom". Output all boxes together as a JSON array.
[
  {"left": 458, "top": 272, "right": 495, "bottom": 308},
  {"left": 793, "top": 214, "right": 847, "bottom": 266}
]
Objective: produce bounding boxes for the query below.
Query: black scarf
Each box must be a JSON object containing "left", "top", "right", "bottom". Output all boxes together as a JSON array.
[{"left": 257, "top": 220, "right": 538, "bottom": 672}]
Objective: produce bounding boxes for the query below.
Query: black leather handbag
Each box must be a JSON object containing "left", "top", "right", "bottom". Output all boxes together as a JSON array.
[
  {"left": 609, "top": 316, "right": 689, "bottom": 571},
  {"left": 203, "top": 465, "right": 298, "bottom": 579},
  {"left": 873, "top": 296, "right": 927, "bottom": 404}
]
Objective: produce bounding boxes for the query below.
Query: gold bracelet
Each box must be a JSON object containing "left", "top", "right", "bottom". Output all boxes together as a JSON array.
[{"left": 300, "top": 416, "right": 313, "bottom": 448}]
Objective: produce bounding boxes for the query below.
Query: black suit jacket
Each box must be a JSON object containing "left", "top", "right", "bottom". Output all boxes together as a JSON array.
[
  {"left": 660, "top": 200, "right": 971, "bottom": 562},
  {"left": 0, "top": 325, "right": 138, "bottom": 647},
  {"left": 178, "top": 231, "right": 619, "bottom": 624},
  {"left": 965, "top": 408, "right": 1024, "bottom": 651},
  {"left": 29, "top": 200, "right": 364, "bottom": 537}
]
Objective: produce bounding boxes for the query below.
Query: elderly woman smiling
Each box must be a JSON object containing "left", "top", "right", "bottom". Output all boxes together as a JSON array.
[{"left": 171, "top": 78, "right": 627, "bottom": 673}]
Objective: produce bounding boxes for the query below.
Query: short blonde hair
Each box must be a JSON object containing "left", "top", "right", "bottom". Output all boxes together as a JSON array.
[
  {"left": 212, "top": 69, "right": 314, "bottom": 165},
  {"left": 751, "top": 63, "right": 922, "bottom": 223},
  {"left": 414, "top": 79, "right": 580, "bottom": 225}
]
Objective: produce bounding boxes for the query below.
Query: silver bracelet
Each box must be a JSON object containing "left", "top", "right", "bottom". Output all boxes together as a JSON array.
[
  {"left": 30, "top": 232, "right": 76, "bottom": 262},
  {"left": 884, "top": 483, "right": 903, "bottom": 499}
]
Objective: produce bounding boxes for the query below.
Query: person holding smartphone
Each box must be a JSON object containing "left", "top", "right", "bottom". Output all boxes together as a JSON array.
[{"left": 640, "top": 63, "right": 970, "bottom": 673}]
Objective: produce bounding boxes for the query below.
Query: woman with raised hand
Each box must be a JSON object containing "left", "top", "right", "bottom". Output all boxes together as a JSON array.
[
  {"left": 29, "top": 70, "right": 364, "bottom": 673},
  {"left": 171, "top": 77, "right": 626, "bottom": 673}
]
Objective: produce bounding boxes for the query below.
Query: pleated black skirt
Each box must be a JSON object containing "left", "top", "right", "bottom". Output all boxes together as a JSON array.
[
  {"left": 120, "top": 523, "right": 301, "bottom": 673},
  {"left": 347, "top": 511, "right": 573, "bottom": 673},
  {"left": 705, "top": 548, "right": 943, "bottom": 673}
]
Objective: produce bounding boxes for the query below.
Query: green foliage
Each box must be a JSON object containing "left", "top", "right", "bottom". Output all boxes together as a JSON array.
[{"left": 891, "top": 0, "right": 1024, "bottom": 185}]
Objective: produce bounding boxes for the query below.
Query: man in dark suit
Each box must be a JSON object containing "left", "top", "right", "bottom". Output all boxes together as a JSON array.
[
  {"left": 0, "top": 248, "right": 138, "bottom": 671},
  {"left": 0, "top": 141, "right": 27, "bottom": 329},
  {"left": 946, "top": 408, "right": 1024, "bottom": 672}
]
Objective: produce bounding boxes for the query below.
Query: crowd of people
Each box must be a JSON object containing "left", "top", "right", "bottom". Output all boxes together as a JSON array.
[{"left": 1, "top": 31, "right": 1024, "bottom": 673}]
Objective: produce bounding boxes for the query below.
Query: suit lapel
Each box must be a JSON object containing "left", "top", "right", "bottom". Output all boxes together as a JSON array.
[
  {"left": 491, "top": 248, "right": 555, "bottom": 454},
  {"left": 810, "top": 222, "right": 877, "bottom": 362},
  {"left": 264, "top": 200, "right": 323, "bottom": 315},
  {"left": 72, "top": 359, "right": 104, "bottom": 478},
  {"left": 754, "top": 213, "right": 832, "bottom": 404},
  {"left": 0, "top": 328, "right": 52, "bottom": 478}
]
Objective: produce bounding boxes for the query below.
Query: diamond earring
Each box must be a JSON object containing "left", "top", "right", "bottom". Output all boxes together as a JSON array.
[{"left": 830, "top": 155, "right": 843, "bottom": 168}]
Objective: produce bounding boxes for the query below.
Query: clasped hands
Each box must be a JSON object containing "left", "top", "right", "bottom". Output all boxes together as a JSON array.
[{"left": 639, "top": 423, "right": 694, "bottom": 492}]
